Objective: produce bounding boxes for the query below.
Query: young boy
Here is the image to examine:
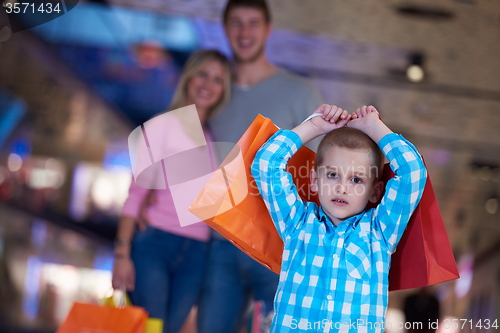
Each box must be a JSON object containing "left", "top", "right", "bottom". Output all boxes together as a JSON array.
[{"left": 251, "top": 105, "right": 427, "bottom": 333}]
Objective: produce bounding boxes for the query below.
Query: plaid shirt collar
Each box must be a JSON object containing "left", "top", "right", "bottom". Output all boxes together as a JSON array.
[{"left": 318, "top": 205, "right": 364, "bottom": 232}]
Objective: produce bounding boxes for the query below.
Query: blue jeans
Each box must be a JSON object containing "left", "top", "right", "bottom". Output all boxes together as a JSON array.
[
  {"left": 129, "top": 226, "right": 208, "bottom": 333},
  {"left": 197, "top": 238, "right": 279, "bottom": 333}
]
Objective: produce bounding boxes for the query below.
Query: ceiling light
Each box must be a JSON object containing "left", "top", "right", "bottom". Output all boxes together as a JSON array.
[
  {"left": 407, "top": 65, "right": 424, "bottom": 82},
  {"left": 485, "top": 196, "right": 498, "bottom": 215},
  {"left": 406, "top": 52, "right": 425, "bottom": 83}
]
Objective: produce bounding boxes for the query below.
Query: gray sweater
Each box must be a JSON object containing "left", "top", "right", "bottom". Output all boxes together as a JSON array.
[{"left": 209, "top": 69, "right": 323, "bottom": 151}]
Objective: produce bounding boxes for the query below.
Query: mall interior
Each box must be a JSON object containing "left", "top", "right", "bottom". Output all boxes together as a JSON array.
[{"left": 0, "top": 0, "right": 499, "bottom": 332}]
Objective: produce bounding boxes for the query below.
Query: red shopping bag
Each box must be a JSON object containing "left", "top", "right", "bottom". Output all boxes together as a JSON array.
[
  {"left": 384, "top": 165, "right": 460, "bottom": 290},
  {"left": 57, "top": 302, "right": 148, "bottom": 333},
  {"left": 189, "top": 115, "right": 459, "bottom": 290}
]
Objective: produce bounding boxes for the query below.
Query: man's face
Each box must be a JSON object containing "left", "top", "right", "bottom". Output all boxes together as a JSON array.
[
  {"left": 310, "top": 146, "right": 383, "bottom": 226},
  {"left": 224, "top": 7, "right": 271, "bottom": 63}
]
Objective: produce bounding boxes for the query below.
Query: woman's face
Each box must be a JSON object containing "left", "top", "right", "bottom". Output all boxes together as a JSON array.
[{"left": 185, "top": 59, "right": 226, "bottom": 117}]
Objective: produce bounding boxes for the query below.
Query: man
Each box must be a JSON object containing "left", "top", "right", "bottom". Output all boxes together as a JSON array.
[{"left": 197, "top": 1, "right": 323, "bottom": 332}]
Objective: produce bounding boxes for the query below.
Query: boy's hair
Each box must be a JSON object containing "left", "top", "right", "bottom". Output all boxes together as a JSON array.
[
  {"left": 223, "top": 0, "right": 271, "bottom": 24},
  {"left": 316, "top": 127, "right": 385, "bottom": 180}
]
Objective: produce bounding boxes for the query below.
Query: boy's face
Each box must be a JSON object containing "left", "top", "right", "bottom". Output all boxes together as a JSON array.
[
  {"left": 310, "top": 146, "right": 383, "bottom": 226},
  {"left": 224, "top": 7, "right": 271, "bottom": 64}
]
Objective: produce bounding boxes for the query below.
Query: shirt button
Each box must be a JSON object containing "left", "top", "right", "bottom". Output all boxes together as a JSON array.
[
  {"left": 332, "top": 254, "right": 338, "bottom": 259},
  {"left": 327, "top": 295, "right": 333, "bottom": 300}
]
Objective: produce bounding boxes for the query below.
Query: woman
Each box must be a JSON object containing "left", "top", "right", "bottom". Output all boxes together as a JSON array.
[{"left": 112, "top": 50, "right": 231, "bottom": 333}]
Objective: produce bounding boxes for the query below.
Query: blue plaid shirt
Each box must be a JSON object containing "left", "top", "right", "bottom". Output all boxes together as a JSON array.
[{"left": 252, "top": 130, "right": 427, "bottom": 333}]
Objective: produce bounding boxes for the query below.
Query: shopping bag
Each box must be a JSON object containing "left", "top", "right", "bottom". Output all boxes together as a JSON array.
[
  {"left": 385, "top": 164, "right": 460, "bottom": 290},
  {"left": 102, "top": 293, "right": 164, "bottom": 333},
  {"left": 144, "top": 318, "right": 164, "bottom": 333},
  {"left": 56, "top": 301, "right": 147, "bottom": 333},
  {"left": 190, "top": 115, "right": 318, "bottom": 273},
  {"left": 189, "top": 115, "right": 459, "bottom": 290}
]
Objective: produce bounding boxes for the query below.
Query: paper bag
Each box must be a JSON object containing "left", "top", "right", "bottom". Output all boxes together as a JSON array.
[
  {"left": 190, "top": 115, "right": 459, "bottom": 290},
  {"left": 56, "top": 302, "right": 147, "bottom": 333},
  {"left": 102, "top": 293, "right": 164, "bottom": 333},
  {"left": 385, "top": 165, "right": 460, "bottom": 290},
  {"left": 190, "top": 115, "right": 317, "bottom": 273}
]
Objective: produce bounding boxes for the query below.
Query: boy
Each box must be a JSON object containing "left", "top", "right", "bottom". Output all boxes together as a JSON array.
[{"left": 251, "top": 105, "right": 427, "bottom": 333}]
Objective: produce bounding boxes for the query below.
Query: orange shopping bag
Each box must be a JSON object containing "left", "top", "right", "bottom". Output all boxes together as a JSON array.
[
  {"left": 189, "top": 115, "right": 459, "bottom": 290},
  {"left": 190, "top": 115, "right": 317, "bottom": 273},
  {"left": 57, "top": 301, "right": 148, "bottom": 333},
  {"left": 101, "top": 292, "right": 164, "bottom": 333}
]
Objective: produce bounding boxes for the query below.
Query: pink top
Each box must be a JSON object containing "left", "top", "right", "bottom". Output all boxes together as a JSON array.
[
  {"left": 122, "top": 109, "right": 214, "bottom": 242},
  {"left": 122, "top": 176, "right": 210, "bottom": 242}
]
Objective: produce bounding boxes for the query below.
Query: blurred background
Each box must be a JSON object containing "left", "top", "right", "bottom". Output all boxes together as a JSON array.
[{"left": 0, "top": 0, "right": 499, "bottom": 332}]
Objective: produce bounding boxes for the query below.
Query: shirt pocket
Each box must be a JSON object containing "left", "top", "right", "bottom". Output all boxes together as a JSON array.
[{"left": 345, "top": 234, "right": 372, "bottom": 280}]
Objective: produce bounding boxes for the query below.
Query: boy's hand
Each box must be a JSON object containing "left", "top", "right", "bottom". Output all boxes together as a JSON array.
[
  {"left": 309, "top": 104, "right": 351, "bottom": 135},
  {"left": 350, "top": 105, "right": 379, "bottom": 120},
  {"left": 347, "top": 105, "right": 380, "bottom": 131},
  {"left": 347, "top": 105, "right": 393, "bottom": 143},
  {"left": 292, "top": 104, "right": 350, "bottom": 145}
]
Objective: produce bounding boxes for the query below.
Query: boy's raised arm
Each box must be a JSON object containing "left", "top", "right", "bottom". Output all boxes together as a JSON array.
[
  {"left": 251, "top": 105, "right": 349, "bottom": 240},
  {"left": 348, "top": 106, "right": 427, "bottom": 252},
  {"left": 251, "top": 129, "right": 306, "bottom": 240}
]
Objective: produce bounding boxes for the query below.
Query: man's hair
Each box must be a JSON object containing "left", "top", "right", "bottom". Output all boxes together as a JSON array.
[
  {"left": 223, "top": 0, "right": 271, "bottom": 24},
  {"left": 315, "top": 127, "right": 385, "bottom": 180}
]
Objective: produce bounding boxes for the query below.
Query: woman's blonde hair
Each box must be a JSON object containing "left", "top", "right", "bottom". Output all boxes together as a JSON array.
[{"left": 169, "top": 50, "right": 232, "bottom": 119}]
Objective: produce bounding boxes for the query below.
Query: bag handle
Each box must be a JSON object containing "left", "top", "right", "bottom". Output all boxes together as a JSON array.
[
  {"left": 116, "top": 285, "right": 127, "bottom": 308},
  {"left": 301, "top": 112, "right": 323, "bottom": 124},
  {"left": 101, "top": 285, "right": 131, "bottom": 308}
]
